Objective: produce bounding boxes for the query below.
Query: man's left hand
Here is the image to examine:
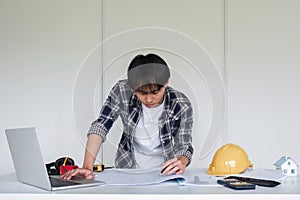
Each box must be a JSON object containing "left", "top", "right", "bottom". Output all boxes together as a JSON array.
[{"left": 160, "top": 156, "right": 188, "bottom": 175}]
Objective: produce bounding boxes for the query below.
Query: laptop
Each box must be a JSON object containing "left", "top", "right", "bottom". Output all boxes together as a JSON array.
[{"left": 5, "top": 127, "right": 104, "bottom": 191}]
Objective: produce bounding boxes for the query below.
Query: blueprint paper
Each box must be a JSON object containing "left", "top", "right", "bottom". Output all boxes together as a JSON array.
[
  {"left": 94, "top": 168, "right": 222, "bottom": 186},
  {"left": 94, "top": 168, "right": 187, "bottom": 186},
  {"left": 95, "top": 168, "right": 286, "bottom": 186}
]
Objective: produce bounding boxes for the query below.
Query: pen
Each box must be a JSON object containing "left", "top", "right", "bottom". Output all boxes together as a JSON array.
[
  {"left": 160, "top": 166, "right": 168, "bottom": 174},
  {"left": 61, "top": 157, "right": 68, "bottom": 173},
  {"left": 160, "top": 165, "right": 180, "bottom": 175},
  {"left": 63, "top": 157, "right": 68, "bottom": 166}
]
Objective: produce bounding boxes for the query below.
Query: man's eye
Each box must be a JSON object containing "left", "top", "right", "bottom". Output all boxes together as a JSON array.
[
  {"left": 151, "top": 88, "right": 161, "bottom": 94},
  {"left": 136, "top": 88, "right": 161, "bottom": 95},
  {"left": 151, "top": 90, "right": 160, "bottom": 94},
  {"left": 137, "top": 90, "right": 147, "bottom": 95}
]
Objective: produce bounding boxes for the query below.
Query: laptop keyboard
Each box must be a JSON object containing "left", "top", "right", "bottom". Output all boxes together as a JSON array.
[{"left": 49, "top": 176, "right": 81, "bottom": 187}]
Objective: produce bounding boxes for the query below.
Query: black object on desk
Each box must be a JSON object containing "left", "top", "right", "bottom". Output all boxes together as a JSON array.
[
  {"left": 218, "top": 178, "right": 256, "bottom": 190},
  {"left": 224, "top": 176, "right": 281, "bottom": 187}
]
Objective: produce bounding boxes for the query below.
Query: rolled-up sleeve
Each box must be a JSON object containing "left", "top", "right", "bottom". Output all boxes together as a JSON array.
[
  {"left": 87, "top": 82, "right": 122, "bottom": 142},
  {"left": 173, "top": 103, "right": 194, "bottom": 166}
]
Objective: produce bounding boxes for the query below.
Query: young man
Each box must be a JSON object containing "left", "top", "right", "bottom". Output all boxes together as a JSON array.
[{"left": 62, "top": 54, "right": 193, "bottom": 180}]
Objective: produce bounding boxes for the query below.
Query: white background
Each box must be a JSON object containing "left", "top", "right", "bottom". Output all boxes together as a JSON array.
[{"left": 0, "top": 0, "right": 299, "bottom": 176}]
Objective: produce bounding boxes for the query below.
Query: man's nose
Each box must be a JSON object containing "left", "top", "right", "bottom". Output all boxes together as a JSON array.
[{"left": 145, "top": 94, "right": 153, "bottom": 102}]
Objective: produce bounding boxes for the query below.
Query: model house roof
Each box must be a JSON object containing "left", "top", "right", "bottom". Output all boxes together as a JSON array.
[{"left": 274, "top": 156, "right": 298, "bottom": 167}]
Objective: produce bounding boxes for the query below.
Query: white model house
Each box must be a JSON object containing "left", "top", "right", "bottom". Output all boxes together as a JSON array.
[{"left": 274, "top": 156, "right": 298, "bottom": 176}]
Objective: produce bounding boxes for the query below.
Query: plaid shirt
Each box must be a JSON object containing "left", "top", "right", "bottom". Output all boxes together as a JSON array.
[{"left": 88, "top": 80, "right": 193, "bottom": 168}]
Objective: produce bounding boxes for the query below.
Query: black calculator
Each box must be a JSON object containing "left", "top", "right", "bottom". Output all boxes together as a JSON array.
[{"left": 217, "top": 178, "right": 256, "bottom": 190}]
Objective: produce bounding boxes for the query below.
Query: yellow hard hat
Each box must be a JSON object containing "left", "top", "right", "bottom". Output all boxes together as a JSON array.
[{"left": 207, "top": 143, "right": 253, "bottom": 176}]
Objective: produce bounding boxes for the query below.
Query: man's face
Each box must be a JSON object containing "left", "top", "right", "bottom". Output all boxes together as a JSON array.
[{"left": 135, "top": 84, "right": 166, "bottom": 108}]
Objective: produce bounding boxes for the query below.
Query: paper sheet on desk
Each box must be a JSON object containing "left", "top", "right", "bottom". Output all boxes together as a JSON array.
[
  {"left": 94, "top": 168, "right": 187, "bottom": 186},
  {"left": 234, "top": 168, "right": 287, "bottom": 181}
]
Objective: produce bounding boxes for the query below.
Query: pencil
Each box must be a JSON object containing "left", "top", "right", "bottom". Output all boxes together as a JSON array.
[
  {"left": 160, "top": 166, "right": 168, "bottom": 173},
  {"left": 63, "top": 157, "right": 68, "bottom": 166}
]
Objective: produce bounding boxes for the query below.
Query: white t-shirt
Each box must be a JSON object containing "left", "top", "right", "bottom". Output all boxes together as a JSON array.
[{"left": 133, "top": 103, "right": 164, "bottom": 169}]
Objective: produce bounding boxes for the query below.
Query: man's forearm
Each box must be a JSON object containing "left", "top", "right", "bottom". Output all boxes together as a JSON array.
[{"left": 82, "top": 134, "right": 103, "bottom": 171}]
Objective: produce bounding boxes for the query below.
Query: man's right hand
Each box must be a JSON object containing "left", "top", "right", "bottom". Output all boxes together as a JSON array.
[
  {"left": 61, "top": 168, "right": 94, "bottom": 180},
  {"left": 61, "top": 134, "right": 102, "bottom": 180}
]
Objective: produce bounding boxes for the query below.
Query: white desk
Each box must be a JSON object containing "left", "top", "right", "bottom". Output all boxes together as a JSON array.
[{"left": 1, "top": 170, "right": 300, "bottom": 200}]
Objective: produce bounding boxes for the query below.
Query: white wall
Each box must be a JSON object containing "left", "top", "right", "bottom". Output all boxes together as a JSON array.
[
  {"left": 226, "top": 0, "right": 300, "bottom": 169},
  {"left": 0, "top": 0, "right": 299, "bottom": 176},
  {"left": 0, "top": 0, "right": 102, "bottom": 175}
]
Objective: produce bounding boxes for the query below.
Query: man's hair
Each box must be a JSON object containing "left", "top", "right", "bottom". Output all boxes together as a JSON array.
[{"left": 127, "top": 54, "right": 170, "bottom": 90}]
